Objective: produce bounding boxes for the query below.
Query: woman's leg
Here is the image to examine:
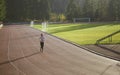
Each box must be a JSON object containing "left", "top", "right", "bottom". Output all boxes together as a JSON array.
[{"left": 40, "top": 42, "right": 44, "bottom": 52}]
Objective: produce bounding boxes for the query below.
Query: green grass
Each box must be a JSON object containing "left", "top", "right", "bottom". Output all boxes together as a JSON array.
[{"left": 33, "top": 23, "right": 120, "bottom": 45}]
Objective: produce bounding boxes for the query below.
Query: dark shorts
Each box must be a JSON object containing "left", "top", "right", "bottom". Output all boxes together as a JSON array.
[{"left": 40, "top": 42, "right": 44, "bottom": 49}]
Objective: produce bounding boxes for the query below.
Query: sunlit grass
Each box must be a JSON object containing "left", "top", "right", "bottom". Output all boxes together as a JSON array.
[{"left": 34, "top": 23, "right": 120, "bottom": 45}]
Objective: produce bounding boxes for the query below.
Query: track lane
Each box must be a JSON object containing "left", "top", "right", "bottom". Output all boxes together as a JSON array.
[{"left": 0, "top": 25, "right": 119, "bottom": 75}]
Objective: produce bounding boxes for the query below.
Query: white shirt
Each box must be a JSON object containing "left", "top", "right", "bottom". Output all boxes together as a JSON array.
[{"left": 40, "top": 36, "right": 45, "bottom": 42}]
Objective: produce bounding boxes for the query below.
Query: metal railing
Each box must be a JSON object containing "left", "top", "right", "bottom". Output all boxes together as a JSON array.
[
  {"left": 96, "top": 30, "right": 120, "bottom": 45},
  {"left": 96, "top": 30, "right": 120, "bottom": 55}
]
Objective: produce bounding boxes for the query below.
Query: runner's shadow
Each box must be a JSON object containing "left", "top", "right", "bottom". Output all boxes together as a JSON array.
[{"left": 0, "top": 51, "right": 40, "bottom": 66}]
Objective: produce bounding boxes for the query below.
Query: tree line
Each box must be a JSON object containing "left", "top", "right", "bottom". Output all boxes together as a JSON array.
[
  {"left": 6, "top": 0, "right": 50, "bottom": 22},
  {"left": 0, "top": 0, "right": 120, "bottom": 22},
  {"left": 66, "top": 0, "right": 120, "bottom": 21}
]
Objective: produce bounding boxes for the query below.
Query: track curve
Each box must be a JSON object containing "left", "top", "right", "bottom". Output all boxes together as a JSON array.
[{"left": 0, "top": 25, "right": 119, "bottom": 75}]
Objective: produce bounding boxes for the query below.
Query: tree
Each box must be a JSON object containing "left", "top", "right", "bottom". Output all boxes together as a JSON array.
[
  {"left": 65, "top": 0, "right": 81, "bottom": 21},
  {"left": 6, "top": 0, "right": 50, "bottom": 21},
  {"left": 24, "top": 0, "right": 39, "bottom": 20},
  {"left": 25, "top": 0, "right": 50, "bottom": 21},
  {"left": 82, "top": 0, "right": 94, "bottom": 20},
  {"left": 6, "top": 0, "right": 25, "bottom": 21},
  {"left": 0, "top": 0, "right": 6, "bottom": 21},
  {"left": 50, "top": 0, "right": 68, "bottom": 14},
  {"left": 39, "top": 0, "right": 50, "bottom": 21},
  {"left": 96, "top": 0, "right": 109, "bottom": 21},
  {"left": 108, "top": 0, "right": 120, "bottom": 21}
]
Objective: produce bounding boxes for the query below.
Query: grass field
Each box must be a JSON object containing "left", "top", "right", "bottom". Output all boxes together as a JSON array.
[{"left": 33, "top": 23, "right": 120, "bottom": 45}]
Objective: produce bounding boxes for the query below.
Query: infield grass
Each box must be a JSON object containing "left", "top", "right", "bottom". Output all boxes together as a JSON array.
[{"left": 34, "top": 23, "right": 120, "bottom": 45}]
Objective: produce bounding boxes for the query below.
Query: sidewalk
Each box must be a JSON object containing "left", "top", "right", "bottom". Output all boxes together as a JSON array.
[{"left": 0, "top": 25, "right": 119, "bottom": 75}]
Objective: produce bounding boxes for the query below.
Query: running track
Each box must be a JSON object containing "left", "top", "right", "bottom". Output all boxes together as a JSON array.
[{"left": 0, "top": 25, "right": 120, "bottom": 75}]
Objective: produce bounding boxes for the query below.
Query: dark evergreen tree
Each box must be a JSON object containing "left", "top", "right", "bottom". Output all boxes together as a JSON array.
[
  {"left": 24, "top": 0, "right": 38, "bottom": 20},
  {"left": 108, "top": 0, "right": 120, "bottom": 21},
  {"left": 82, "top": 0, "right": 94, "bottom": 20},
  {"left": 6, "top": 0, "right": 50, "bottom": 21},
  {"left": 27, "top": 0, "right": 50, "bottom": 21},
  {"left": 51, "top": 0, "right": 68, "bottom": 14},
  {"left": 65, "top": 0, "right": 81, "bottom": 21},
  {"left": 39, "top": 0, "right": 50, "bottom": 21},
  {"left": 6, "top": 0, "right": 25, "bottom": 21},
  {"left": 97, "top": 0, "right": 109, "bottom": 21},
  {"left": 0, "top": 0, "right": 6, "bottom": 21}
]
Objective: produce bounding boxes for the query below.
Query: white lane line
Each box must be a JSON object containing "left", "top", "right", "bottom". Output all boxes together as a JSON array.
[{"left": 7, "top": 28, "right": 26, "bottom": 75}]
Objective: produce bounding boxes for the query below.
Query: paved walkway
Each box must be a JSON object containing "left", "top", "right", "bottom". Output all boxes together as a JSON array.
[{"left": 0, "top": 25, "right": 120, "bottom": 75}]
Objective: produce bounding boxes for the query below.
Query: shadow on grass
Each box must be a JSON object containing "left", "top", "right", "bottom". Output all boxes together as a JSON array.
[{"left": 50, "top": 23, "right": 112, "bottom": 34}]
